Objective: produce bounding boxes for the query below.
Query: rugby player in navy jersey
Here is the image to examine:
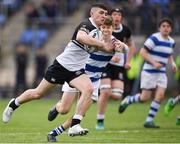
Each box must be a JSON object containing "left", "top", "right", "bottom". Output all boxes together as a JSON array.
[{"left": 119, "top": 18, "right": 177, "bottom": 128}]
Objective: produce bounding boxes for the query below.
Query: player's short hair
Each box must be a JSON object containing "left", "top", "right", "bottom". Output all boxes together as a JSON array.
[
  {"left": 158, "top": 18, "right": 173, "bottom": 27},
  {"left": 110, "top": 8, "right": 124, "bottom": 15},
  {"left": 91, "top": 3, "right": 108, "bottom": 11},
  {"left": 103, "top": 15, "right": 114, "bottom": 26}
]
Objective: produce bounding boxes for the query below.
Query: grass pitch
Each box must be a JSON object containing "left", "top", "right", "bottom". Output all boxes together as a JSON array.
[{"left": 0, "top": 98, "right": 180, "bottom": 143}]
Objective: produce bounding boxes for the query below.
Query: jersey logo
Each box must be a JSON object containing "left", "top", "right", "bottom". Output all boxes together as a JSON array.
[
  {"left": 51, "top": 77, "right": 56, "bottom": 82},
  {"left": 75, "top": 70, "right": 83, "bottom": 76},
  {"left": 92, "top": 32, "right": 97, "bottom": 38},
  {"left": 119, "top": 73, "right": 123, "bottom": 79}
]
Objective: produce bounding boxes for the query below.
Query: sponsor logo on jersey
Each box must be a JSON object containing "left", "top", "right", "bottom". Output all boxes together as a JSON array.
[{"left": 51, "top": 77, "right": 56, "bottom": 82}]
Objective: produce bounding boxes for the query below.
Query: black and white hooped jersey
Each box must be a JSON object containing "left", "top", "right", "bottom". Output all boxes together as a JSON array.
[
  {"left": 85, "top": 35, "right": 116, "bottom": 83},
  {"left": 109, "top": 24, "right": 131, "bottom": 67},
  {"left": 56, "top": 17, "right": 100, "bottom": 71}
]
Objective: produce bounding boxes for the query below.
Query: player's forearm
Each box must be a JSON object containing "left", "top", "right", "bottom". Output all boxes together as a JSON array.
[
  {"left": 140, "top": 48, "right": 156, "bottom": 65},
  {"left": 168, "top": 55, "right": 175, "bottom": 65},
  {"left": 76, "top": 32, "right": 103, "bottom": 48},
  {"left": 126, "top": 41, "right": 136, "bottom": 63}
]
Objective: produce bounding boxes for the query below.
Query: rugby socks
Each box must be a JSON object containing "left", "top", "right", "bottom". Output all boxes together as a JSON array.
[
  {"left": 71, "top": 114, "right": 83, "bottom": 127},
  {"left": 97, "top": 114, "right": 105, "bottom": 124},
  {"left": 9, "top": 98, "right": 20, "bottom": 110},
  {"left": 49, "top": 125, "right": 65, "bottom": 136},
  {"left": 173, "top": 95, "right": 180, "bottom": 105},
  {"left": 128, "top": 93, "right": 141, "bottom": 104},
  {"left": 146, "top": 100, "right": 160, "bottom": 122}
]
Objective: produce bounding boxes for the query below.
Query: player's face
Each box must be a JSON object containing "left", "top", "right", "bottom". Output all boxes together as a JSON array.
[
  {"left": 92, "top": 8, "right": 108, "bottom": 27},
  {"left": 111, "top": 12, "right": 122, "bottom": 25},
  {"left": 159, "top": 22, "right": 172, "bottom": 37},
  {"left": 100, "top": 25, "right": 114, "bottom": 37}
]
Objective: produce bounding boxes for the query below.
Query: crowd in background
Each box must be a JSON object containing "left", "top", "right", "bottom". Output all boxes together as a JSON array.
[
  {"left": 0, "top": 0, "right": 179, "bottom": 34},
  {"left": 84, "top": 0, "right": 180, "bottom": 35},
  {"left": 0, "top": 0, "right": 179, "bottom": 97}
]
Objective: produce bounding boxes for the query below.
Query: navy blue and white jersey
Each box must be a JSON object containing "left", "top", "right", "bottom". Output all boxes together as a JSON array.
[
  {"left": 109, "top": 24, "right": 131, "bottom": 67},
  {"left": 143, "top": 32, "right": 175, "bottom": 74},
  {"left": 85, "top": 35, "right": 116, "bottom": 83},
  {"left": 56, "top": 17, "right": 100, "bottom": 71}
]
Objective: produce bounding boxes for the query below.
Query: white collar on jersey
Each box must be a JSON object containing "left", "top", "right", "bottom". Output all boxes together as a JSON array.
[
  {"left": 89, "top": 17, "right": 99, "bottom": 29},
  {"left": 114, "top": 23, "right": 123, "bottom": 33}
]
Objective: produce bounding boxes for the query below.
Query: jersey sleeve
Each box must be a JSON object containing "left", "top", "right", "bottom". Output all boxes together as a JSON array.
[
  {"left": 126, "top": 28, "right": 131, "bottom": 40},
  {"left": 78, "top": 20, "right": 94, "bottom": 35},
  {"left": 144, "top": 35, "right": 156, "bottom": 51}
]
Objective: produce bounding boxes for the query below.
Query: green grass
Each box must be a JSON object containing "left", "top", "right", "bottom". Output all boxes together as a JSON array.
[{"left": 0, "top": 98, "right": 180, "bottom": 143}]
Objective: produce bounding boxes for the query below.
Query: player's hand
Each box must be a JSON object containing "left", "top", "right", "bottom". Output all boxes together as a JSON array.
[
  {"left": 114, "top": 41, "right": 125, "bottom": 52},
  {"left": 111, "top": 55, "right": 120, "bottom": 63},
  {"left": 172, "top": 62, "right": 178, "bottom": 73},
  {"left": 153, "top": 61, "right": 163, "bottom": 69},
  {"left": 103, "top": 41, "right": 114, "bottom": 53},
  {"left": 125, "top": 62, "right": 131, "bottom": 70}
]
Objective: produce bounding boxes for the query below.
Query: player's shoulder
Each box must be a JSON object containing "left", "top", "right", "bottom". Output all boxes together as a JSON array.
[
  {"left": 122, "top": 24, "right": 131, "bottom": 32},
  {"left": 79, "top": 18, "right": 97, "bottom": 32},
  {"left": 148, "top": 32, "right": 159, "bottom": 40},
  {"left": 168, "top": 36, "right": 175, "bottom": 43}
]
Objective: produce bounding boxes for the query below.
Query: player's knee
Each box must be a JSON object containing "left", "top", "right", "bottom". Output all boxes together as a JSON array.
[
  {"left": 140, "top": 95, "right": 149, "bottom": 102},
  {"left": 82, "top": 84, "right": 93, "bottom": 96},
  {"left": 59, "top": 108, "right": 69, "bottom": 115},
  {"left": 58, "top": 104, "right": 70, "bottom": 114},
  {"left": 155, "top": 95, "right": 165, "bottom": 102},
  {"left": 26, "top": 89, "right": 43, "bottom": 99},
  {"left": 111, "top": 88, "right": 123, "bottom": 100}
]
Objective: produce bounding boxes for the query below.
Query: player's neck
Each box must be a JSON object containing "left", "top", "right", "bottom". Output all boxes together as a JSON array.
[
  {"left": 102, "top": 35, "right": 111, "bottom": 42},
  {"left": 115, "top": 23, "right": 122, "bottom": 30},
  {"left": 161, "top": 33, "right": 169, "bottom": 40}
]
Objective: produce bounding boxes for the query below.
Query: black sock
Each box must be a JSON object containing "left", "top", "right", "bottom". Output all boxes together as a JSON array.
[
  {"left": 97, "top": 119, "right": 104, "bottom": 124},
  {"left": 71, "top": 119, "right": 81, "bottom": 127},
  {"left": 9, "top": 99, "right": 19, "bottom": 110}
]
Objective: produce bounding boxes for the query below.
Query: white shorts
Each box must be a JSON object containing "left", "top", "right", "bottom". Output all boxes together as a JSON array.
[
  {"left": 62, "top": 80, "right": 100, "bottom": 101},
  {"left": 140, "top": 71, "right": 167, "bottom": 90}
]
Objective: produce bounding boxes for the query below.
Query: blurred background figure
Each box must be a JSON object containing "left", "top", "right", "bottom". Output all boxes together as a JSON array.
[{"left": 14, "top": 43, "right": 28, "bottom": 96}]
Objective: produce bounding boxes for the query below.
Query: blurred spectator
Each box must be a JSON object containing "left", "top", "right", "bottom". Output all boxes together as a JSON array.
[
  {"left": 33, "top": 48, "right": 48, "bottom": 87},
  {"left": 14, "top": 43, "right": 28, "bottom": 96},
  {"left": 19, "top": 1, "right": 48, "bottom": 49},
  {"left": 1, "top": 0, "right": 25, "bottom": 17},
  {"left": 19, "top": 1, "right": 48, "bottom": 88},
  {"left": 40, "top": 0, "right": 58, "bottom": 32},
  {"left": 0, "top": 13, "right": 6, "bottom": 27}
]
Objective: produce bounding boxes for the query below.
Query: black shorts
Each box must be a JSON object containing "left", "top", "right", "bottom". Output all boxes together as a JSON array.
[
  {"left": 44, "top": 60, "right": 85, "bottom": 84},
  {"left": 101, "top": 63, "right": 125, "bottom": 81}
]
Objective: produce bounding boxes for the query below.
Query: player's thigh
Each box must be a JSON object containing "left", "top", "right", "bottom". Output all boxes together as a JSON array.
[
  {"left": 69, "top": 74, "right": 93, "bottom": 94},
  {"left": 100, "top": 78, "right": 111, "bottom": 86},
  {"left": 35, "top": 78, "right": 56, "bottom": 96},
  {"left": 111, "top": 79, "right": 124, "bottom": 90}
]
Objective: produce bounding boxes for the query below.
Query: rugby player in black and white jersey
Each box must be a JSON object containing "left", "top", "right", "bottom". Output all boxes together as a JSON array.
[
  {"left": 96, "top": 8, "right": 136, "bottom": 130},
  {"left": 2, "top": 4, "right": 125, "bottom": 137}
]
